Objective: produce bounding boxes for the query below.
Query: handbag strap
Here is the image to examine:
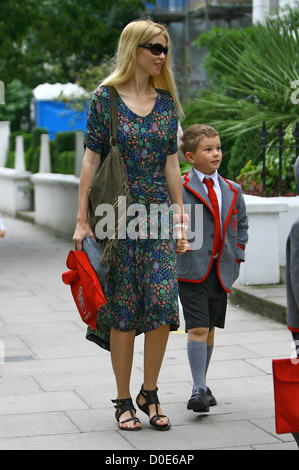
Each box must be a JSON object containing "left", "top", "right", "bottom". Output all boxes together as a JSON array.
[{"left": 107, "top": 86, "right": 117, "bottom": 146}]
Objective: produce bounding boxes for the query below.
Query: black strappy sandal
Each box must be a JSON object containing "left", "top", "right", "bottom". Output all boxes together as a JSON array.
[
  {"left": 111, "top": 398, "right": 141, "bottom": 431},
  {"left": 136, "top": 385, "right": 171, "bottom": 431}
]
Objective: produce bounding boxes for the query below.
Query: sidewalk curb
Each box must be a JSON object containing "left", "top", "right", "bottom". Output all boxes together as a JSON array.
[{"left": 230, "top": 286, "right": 287, "bottom": 325}]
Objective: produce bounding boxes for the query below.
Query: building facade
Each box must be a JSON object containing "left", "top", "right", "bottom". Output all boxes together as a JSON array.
[
  {"left": 145, "top": 0, "right": 252, "bottom": 99},
  {"left": 253, "top": 0, "right": 297, "bottom": 23}
]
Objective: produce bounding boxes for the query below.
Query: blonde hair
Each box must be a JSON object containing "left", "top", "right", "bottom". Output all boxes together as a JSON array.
[
  {"left": 180, "top": 124, "right": 219, "bottom": 155},
  {"left": 101, "top": 18, "right": 184, "bottom": 120}
]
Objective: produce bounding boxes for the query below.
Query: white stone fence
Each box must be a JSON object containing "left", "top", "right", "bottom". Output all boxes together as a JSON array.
[
  {"left": 0, "top": 128, "right": 84, "bottom": 219},
  {"left": 1, "top": 124, "right": 299, "bottom": 286}
]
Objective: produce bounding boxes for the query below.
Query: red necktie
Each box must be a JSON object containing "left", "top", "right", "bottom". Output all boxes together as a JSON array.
[{"left": 203, "top": 178, "right": 222, "bottom": 255}]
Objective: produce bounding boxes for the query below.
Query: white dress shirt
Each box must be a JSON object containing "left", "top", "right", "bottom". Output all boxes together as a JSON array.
[{"left": 193, "top": 169, "right": 223, "bottom": 224}]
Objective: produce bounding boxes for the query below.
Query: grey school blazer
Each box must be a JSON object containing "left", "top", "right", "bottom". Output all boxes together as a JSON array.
[
  {"left": 286, "top": 219, "right": 299, "bottom": 332},
  {"left": 177, "top": 167, "right": 249, "bottom": 293}
]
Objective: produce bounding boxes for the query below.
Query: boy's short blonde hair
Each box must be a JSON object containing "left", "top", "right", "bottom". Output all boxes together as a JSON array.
[{"left": 180, "top": 124, "right": 219, "bottom": 156}]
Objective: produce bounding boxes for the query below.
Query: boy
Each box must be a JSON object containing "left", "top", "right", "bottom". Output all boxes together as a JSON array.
[
  {"left": 285, "top": 156, "right": 299, "bottom": 447},
  {"left": 177, "top": 124, "right": 248, "bottom": 412}
]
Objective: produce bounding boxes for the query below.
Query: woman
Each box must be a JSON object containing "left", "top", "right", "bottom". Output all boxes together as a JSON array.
[{"left": 73, "top": 19, "right": 187, "bottom": 431}]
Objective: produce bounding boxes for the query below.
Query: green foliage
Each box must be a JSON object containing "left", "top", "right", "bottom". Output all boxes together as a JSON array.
[
  {"left": 6, "top": 128, "right": 76, "bottom": 174},
  {"left": 185, "top": 4, "right": 299, "bottom": 190},
  {"left": 0, "top": 0, "right": 152, "bottom": 88},
  {"left": 51, "top": 131, "right": 76, "bottom": 174},
  {"left": 52, "top": 151, "right": 75, "bottom": 175},
  {"left": 179, "top": 161, "right": 192, "bottom": 175},
  {"left": 26, "top": 128, "right": 49, "bottom": 173},
  {"left": 237, "top": 126, "right": 298, "bottom": 196},
  {"left": 0, "top": 79, "right": 32, "bottom": 132},
  {"left": 0, "top": 0, "right": 153, "bottom": 130},
  {"left": 227, "top": 129, "right": 262, "bottom": 179}
]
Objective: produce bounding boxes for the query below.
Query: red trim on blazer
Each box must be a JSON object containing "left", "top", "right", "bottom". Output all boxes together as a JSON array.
[
  {"left": 178, "top": 277, "right": 202, "bottom": 283},
  {"left": 216, "top": 177, "right": 238, "bottom": 293},
  {"left": 183, "top": 172, "right": 216, "bottom": 284},
  {"left": 288, "top": 326, "right": 299, "bottom": 333}
]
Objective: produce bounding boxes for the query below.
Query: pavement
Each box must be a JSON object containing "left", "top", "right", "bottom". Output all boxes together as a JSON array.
[{"left": 0, "top": 214, "right": 298, "bottom": 451}]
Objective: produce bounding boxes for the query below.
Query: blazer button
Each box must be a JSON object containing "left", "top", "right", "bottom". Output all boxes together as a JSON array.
[
  {"left": 210, "top": 233, "right": 214, "bottom": 239},
  {"left": 208, "top": 249, "right": 212, "bottom": 255}
]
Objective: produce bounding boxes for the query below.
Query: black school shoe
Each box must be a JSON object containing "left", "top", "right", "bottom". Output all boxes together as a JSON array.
[
  {"left": 187, "top": 388, "right": 210, "bottom": 413},
  {"left": 207, "top": 387, "right": 217, "bottom": 407}
]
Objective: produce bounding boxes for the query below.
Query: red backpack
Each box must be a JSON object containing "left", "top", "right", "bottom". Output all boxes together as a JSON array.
[{"left": 62, "top": 250, "right": 107, "bottom": 329}]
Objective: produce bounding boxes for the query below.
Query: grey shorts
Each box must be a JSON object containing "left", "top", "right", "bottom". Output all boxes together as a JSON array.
[{"left": 178, "top": 261, "right": 227, "bottom": 332}]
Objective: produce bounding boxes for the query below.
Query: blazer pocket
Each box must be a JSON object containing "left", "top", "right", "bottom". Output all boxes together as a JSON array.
[{"left": 233, "top": 259, "right": 241, "bottom": 283}]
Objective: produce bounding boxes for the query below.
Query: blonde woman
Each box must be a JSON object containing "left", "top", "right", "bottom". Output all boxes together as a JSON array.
[{"left": 73, "top": 19, "right": 187, "bottom": 431}]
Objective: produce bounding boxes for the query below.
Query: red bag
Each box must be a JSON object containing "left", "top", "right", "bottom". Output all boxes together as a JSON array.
[
  {"left": 62, "top": 250, "right": 107, "bottom": 329},
  {"left": 272, "top": 358, "right": 299, "bottom": 434}
]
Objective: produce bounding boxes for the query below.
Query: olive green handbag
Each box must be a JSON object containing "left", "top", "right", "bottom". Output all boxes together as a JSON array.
[{"left": 88, "top": 86, "right": 131, "bottom": 263}]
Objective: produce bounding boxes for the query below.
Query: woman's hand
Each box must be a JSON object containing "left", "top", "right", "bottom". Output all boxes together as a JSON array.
[
  {"left": 174, "top": 213, "right": 190, "bottom": 255},
  {"left": 73, "top": 219, "right": 95, "bottom": 251}
]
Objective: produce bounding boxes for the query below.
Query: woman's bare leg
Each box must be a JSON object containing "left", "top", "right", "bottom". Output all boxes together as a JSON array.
[
  {"left": 110, "top": 327, "right": 141, "bottom": 429},
  {"left": 142, "top": 324, "right": 170, "bottom": 426}
]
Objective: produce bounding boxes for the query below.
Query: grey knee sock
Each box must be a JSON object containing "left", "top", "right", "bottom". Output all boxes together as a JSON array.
[
  {"left": 187, "top": 341, "right": 207, "bottom": 392},
  {"left": 206, "top": 344, "right": 214, "bottom": 377}
]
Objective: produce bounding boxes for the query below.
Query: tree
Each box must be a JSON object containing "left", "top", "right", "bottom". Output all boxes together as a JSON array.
[
  {"left": 0, "top": 0, "right": 153, "bottom": 130},
  {"left": 184, "top": 4, "right": 299, "bottom": 140}
]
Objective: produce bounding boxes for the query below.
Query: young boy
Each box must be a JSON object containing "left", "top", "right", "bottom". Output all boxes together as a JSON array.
[{"left": 177, "top": 124, "right": 248, "bottom": 412}]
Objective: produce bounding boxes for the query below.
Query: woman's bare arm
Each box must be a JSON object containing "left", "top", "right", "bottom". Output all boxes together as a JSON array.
[{"left": 73, "top": 148, "right": 101, "bottom": 250}]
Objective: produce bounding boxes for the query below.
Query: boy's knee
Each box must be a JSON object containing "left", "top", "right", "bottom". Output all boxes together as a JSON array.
[{"left": 188, "top": 327, "right": 209, "bottom": 342}]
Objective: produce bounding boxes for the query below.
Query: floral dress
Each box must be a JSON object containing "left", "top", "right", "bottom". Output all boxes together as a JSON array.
[{"left": 84, "top": 86, "right": 180, "bottom": 350}]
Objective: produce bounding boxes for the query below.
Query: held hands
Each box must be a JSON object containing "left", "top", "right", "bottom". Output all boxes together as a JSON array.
[
  {"left": 174, "top": 214, "right": 190, "bottom": 255},
  {"left": 72, "top": 215, "right": 190, "bottom": 253}
]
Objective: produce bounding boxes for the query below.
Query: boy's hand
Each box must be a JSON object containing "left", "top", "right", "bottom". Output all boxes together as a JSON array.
[
  {"left": 176, "top": 238, "right": 190, "bottom": 255},
  {"left": 0, "top": 230, "right": 5, "bottom": 238}
]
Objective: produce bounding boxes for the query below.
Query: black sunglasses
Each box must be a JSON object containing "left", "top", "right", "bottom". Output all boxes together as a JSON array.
[{"left": 138, "top": 43, "right": 169, "bottom": 56}]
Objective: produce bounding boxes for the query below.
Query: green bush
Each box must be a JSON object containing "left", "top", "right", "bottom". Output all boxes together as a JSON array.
[
  {"left": 54, "top": 150, "right": 75, "bottom": 174},
  {"left": 6, "top": 127, "right": 76, "bottom": 174},
  {"left": 26, "top": 128, "right": 48, "bottom": 173},
  {"left": 227, "top": 129, "right": 262, "bottom": 180},
  {"left": 51, "top": 131, "right": 76, "bottom": 174},
  {"left": 31, "top": 127, "right": 48, "bottom": 148},
  {"left": 9, "top": 131, "right": 32, "bottom": 152},
  {"left": 5, "top": 150, "right": 15, "bottom": 169},
  {"left": 54, "top": 131, "right": 75, "bottom": 153},
  {"left": 237, "top": 127, "right": 297, "bottom": 196}
]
